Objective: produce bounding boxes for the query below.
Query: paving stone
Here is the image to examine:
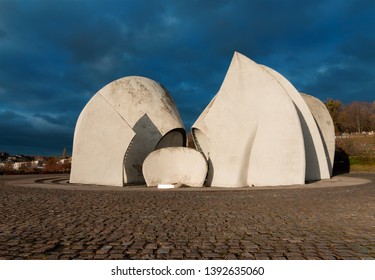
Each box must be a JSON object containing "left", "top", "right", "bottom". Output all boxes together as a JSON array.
[
  {"left": 45, "top": 254, "right": 61, "bottom": 260},
  {"left": 284, "top": 253, "right": 306, "bottom": 260},
  {"left": 254, "top": 253, "right": 271, "bottom": 260},
  {"left": 156, "top": 248, "right": 170, "bottom": 254},
  {"left": 145, "top": 243, "right": 157, "bottom": 250},
  {"left": 71, "top": 244, "right": 85, "bottom": 250},
  {"left": 0, "top": 173, "right": 374, "bottom": 260},
  {"left": 60, "top": 254, "right": 77, "bottom": 260},
  {"left": 223, "top": 254, "right": 238, "bottom": 259},
  {"left": 95, "top": 249, "right": 109, "bottom": 255},
  {"left": 108, "top": 253, "right": 125, "bottom": 259},
  {"left": 239, "top": 252, "right": 255, "bottom": 259},
  {"left": 271, "top": 256, "right": 287, "bottom": 260}
]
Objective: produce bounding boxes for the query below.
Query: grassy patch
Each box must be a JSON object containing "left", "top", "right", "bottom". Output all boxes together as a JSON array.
[
  {"left": 350, "top": 156, "right": 375, "bottom": 165},
  {"left": 349, "top": 156, "right": 375, "bottom": 172},
  {"left": 335, "top": 136, "right": 375, "bottom": 172}
]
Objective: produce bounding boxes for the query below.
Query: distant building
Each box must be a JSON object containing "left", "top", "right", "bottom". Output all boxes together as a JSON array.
[
  {"left": 8, "top": 155, "right": 32, "bottom": 162},
  {"left": 31, "top": 160, "right": 44, "bottom": 169},
  {"left": 1, "top": 153, "right": 72, "bottom": 173},
  {"left": 13, "top": 162, "right": 31, "bottom": 170},
  {"left": 59, "top": 158, "right": 71, "bottom": 165}
]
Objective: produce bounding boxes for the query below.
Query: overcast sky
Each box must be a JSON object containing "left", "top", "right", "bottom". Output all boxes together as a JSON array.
[{"left": 0, "top": 0, "right": 374, "bottom": 156}]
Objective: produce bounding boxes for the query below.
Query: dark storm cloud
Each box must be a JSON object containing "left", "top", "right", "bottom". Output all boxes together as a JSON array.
[
  {"left": 0, "top": 0, "right": 374, "bottom": 155},
  {"left": 0, "top": 110, "right": 73, "bottom": 155},
  {"left": 33, "top": 113, "right": 75, "bottom": 127}
]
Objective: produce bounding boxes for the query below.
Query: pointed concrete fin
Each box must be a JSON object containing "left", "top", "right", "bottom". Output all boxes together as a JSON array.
[{"left": 193, "top": 52, "right": 305, "bottom": 187}]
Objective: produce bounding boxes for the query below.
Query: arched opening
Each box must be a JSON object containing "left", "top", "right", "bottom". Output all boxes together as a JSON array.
[{"left": 155, "top": 128, "right": 186, "bottom": 149}]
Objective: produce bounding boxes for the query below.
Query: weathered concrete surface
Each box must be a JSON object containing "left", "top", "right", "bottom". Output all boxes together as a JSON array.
[
  {"left": 302, "top": 93, "right": 335, "bottom": 177},
  {"left": 69, "top": 94, "right": 135, "bottom": 186},
  {"left": 143, "top": 147, "right": 208, "bottom": 187},
  {"left": 0, "top": 173, "right": 374, "bottom": 260},
  {"left": 70, "top": 76, "right": 186, "bottom": 187},
  {"left": 262, "top": 66, "right": 330, "bottom": 181},
  {"left": 193, "top": 52, "right": 305, "bottom": 187}
]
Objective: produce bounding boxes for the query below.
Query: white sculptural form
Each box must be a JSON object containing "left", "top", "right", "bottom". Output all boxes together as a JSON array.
[
  {"left": 143, "top": 147, "right": 208, "bottom": 188},
  {"left": 261, "top": 66, "right": 330, "bottom": 181},
  {"left": 301, "top": 93, "right": 335, "bottom": 177},
  {"left": 70, "top": 76, "right": 186, "bottom": 186},
  {"left": 192, "top": 52, "right": 334, "bottom": 187},
  {"left": 192, "top": 52, "right": 306, "bottom": 187},
  {"left": 70, "top": 52, "right": 335, "bottom": 188}
]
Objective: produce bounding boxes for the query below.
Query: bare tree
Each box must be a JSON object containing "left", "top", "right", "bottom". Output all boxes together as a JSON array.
[{"left": 339, "top": 102, "right": 372, "bottom": 133}]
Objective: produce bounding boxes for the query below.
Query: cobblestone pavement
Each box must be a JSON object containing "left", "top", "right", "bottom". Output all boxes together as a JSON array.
[{"left": 0, "top": 173, "right": 374, "bottom": 260}]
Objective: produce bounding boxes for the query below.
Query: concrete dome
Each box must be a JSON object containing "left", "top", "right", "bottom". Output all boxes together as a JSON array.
[{"left": 70, "top": 76, "right": 186, "bottom": 186}]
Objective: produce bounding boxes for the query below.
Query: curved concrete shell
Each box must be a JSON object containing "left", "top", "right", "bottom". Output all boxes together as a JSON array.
[
  {"left": 143, "top": 147, "right": 208, "bottom": 187},
  {"left": 261, "top": 66, "right": 330, "bottom": 181},
  {"left": 301, "top": 93, "right": 335, "bottom": 176},
  {"left": 70, "top": 76, "right": 186, "bottom": 186},
  {"left": 192, "top": 52, "right": 305, "bottom": 187},
  {"left": 70, "top": 94, "right": 135, "bottom": 186}
]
